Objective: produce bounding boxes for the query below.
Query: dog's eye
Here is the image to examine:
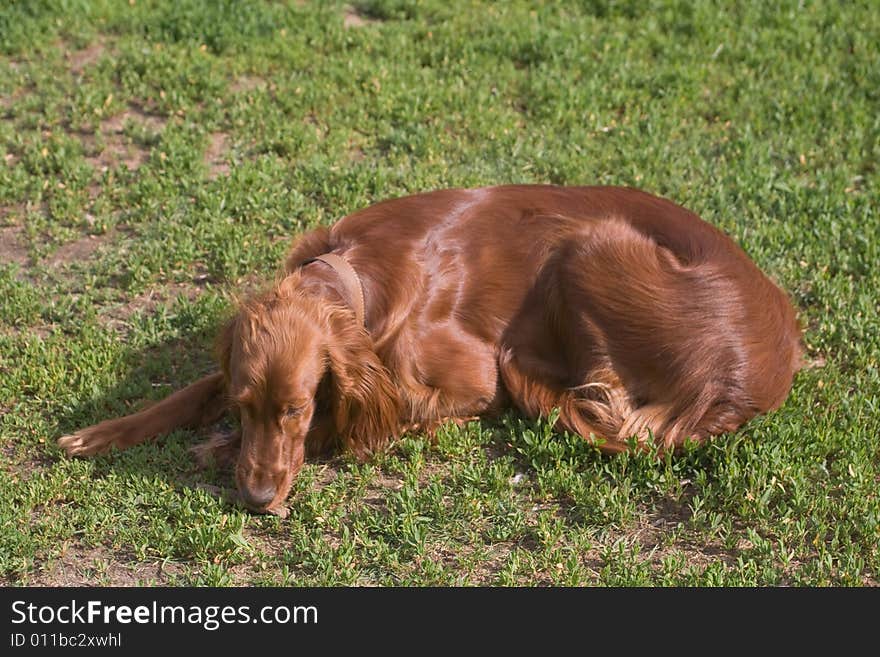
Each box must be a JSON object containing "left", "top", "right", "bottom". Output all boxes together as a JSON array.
[{"left": 284, "top": 405, "right": 305, "bottom": 419}]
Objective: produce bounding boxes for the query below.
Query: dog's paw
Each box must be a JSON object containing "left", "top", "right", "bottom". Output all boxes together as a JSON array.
[
  {"left": 266, "top": 504, "right": 290, "bottom": 519},
  {"left": 191, "top": 430, "right": 241, "bottom": 469},
  {"left": 57, "top": 425, "right": 117, "bottom": 457}
]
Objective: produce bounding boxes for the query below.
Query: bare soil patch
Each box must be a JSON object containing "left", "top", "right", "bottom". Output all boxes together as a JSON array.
[
  {"left": 0, "top": 443, "right": 56, "bottom": 482},
  {"left": 343, "top": 6, "right": 380, "bottom": 28},
  {"left": 205, "top": 132, "right": 230, "bottom": 179},
  {"left": 66, "top": 41, "right": 107, "bottom": 75},
  {"left": 361, "top": 472, "right": 404, "bottom": 509},
  {"left": 82, "top": 106, "right": 167, "bottom": 175},
  {"left": 98, "top": 283, "right": 204, "bottom": 333},
  {"left": 628, "top": 497, "right": 742, "bottom": 572},
  {"left": 25, "top": 544, "right": 183, "bottom": 586},
  {"left": 0, "top": 225, "right": 29, "bottom": 267},
  {"left": 46, "top": 233, "right": 107, "bottom": 267},
  {"left": 230, "top": 75, "right": 266, "bottom": 93},
  {"left": 0, "top": 75, "right": 29, "bottom": 115}
]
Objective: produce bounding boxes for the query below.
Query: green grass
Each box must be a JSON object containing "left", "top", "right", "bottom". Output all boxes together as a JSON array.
[{"left": 0, "top": 0, "right": 877, "bottom": 586}]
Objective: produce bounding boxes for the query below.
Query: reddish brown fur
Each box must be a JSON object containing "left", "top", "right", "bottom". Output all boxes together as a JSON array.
[{"left": 58, "top": 185, "right": 802, "bottom": 513}]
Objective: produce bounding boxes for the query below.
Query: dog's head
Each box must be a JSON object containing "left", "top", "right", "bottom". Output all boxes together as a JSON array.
[{"left": 217, "top": 276, "right": 399, "bottom": 513}]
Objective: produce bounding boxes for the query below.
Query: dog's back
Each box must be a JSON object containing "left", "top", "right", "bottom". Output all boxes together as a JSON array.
[{"left": 307, "top": 184, "right": 802, "bottom": 450}]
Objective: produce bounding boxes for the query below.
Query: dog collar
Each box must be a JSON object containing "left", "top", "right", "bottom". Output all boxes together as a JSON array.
[{"left": 307, "top": 253, "right": 366, "bottom": 326}]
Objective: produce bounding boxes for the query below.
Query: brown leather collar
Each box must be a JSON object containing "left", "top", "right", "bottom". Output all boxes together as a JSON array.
[{"left": 307, "top": 253, "right": 365, "bottom": 326}]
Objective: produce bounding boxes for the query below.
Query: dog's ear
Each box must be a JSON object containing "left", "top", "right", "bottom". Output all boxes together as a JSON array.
[
  {"left": 215, "top": 312, "right": 239, "bottom": 383},
  {"left": 325, "top": 312, "right": 401, "bottom": 459}
]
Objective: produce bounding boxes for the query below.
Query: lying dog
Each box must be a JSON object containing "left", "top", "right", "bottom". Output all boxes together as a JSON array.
[{"left": 58, "top": 185, "right": 802, "bottom": 514}]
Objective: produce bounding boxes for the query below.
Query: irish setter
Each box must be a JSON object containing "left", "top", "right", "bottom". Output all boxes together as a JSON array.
[{"left": 58, "top": 185, "right": 802, "bottom": 514}]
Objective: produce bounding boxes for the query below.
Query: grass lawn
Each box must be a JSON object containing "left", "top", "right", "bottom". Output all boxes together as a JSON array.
[{"left": 0, "top": 0, "right": 877, "bottom": 586}]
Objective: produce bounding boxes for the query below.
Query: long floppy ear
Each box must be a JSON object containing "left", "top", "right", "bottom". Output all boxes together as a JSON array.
[
  {"left": 325, "top": 311, "right": 401, "bottom": 459},
  {"left": 214, "top": 312, "right": 239, "bottom": 384}
]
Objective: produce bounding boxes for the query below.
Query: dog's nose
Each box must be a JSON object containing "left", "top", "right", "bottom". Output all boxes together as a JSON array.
[{"left": 241, "top": 484, "right": 277, "bottom": 510}]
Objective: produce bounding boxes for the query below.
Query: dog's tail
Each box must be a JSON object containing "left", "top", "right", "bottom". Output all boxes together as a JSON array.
[
  {"left": 57, "top": 372, "right": 227, "bottom": 457},
  {"left": 555, "top": 218, "right": 798, "bottom": 452},
  {"left": 502, "top": 217, "right": 801, "bottom": 454}
]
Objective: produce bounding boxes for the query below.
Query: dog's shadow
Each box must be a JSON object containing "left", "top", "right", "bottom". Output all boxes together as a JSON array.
[
  {"left": 50, "top": 327, "right": 726, "bottom": 523},
  {"left": 51, "top": 330, "right": 245, "bottom": 509}
]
